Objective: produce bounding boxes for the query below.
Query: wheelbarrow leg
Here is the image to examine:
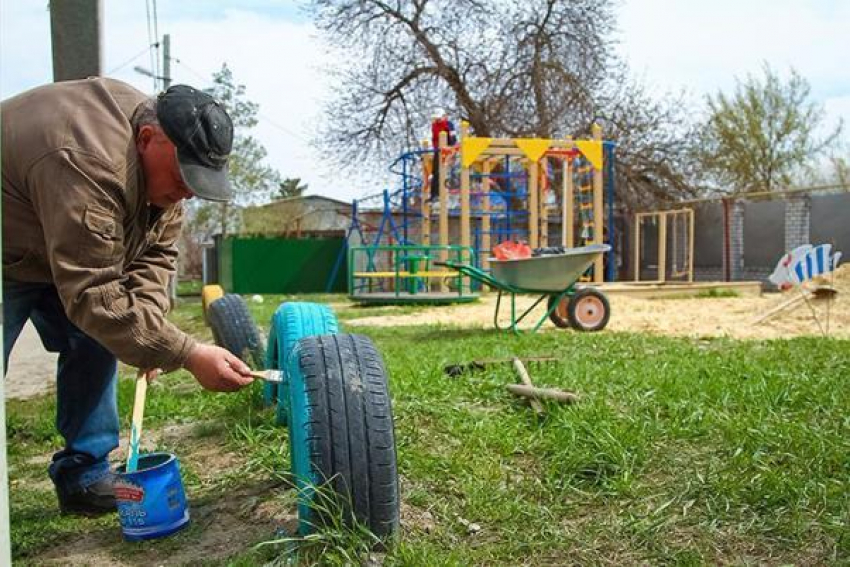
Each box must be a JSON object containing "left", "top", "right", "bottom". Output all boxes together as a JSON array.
[
  {"left": 494, "top": 290, "right": 523, "bottom": 333},
  {"left": 494, "top": 290, "right": 507, "bottom": 331},
  {"left": 515, "top": 293, "right": 549, "bottom": 333}
]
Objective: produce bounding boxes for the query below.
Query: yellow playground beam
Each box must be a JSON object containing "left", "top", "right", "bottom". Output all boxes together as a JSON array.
[{"left": 422, "top": 124, "right": 610, "bottom": 281}]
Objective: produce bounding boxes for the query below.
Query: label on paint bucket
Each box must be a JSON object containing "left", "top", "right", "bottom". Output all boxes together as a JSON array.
[
  {"left": 115, "top": 452, "right": 190, "bottom": 540},
  {"left": 115, "top": 479, "right": 145, "bottom": 503}
]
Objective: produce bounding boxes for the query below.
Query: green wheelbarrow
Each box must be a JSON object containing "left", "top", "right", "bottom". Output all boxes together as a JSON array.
[{"left": 436, "top": 244, "right": 612, "bottom": 333}]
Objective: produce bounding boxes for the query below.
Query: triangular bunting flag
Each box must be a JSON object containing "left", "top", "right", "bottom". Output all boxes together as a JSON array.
[
  {"left": 575, "top": 140, "right": 603, "bottom": 170},
  {"left": 461, "top": 137, "right": 493, "bottom": 167},
  {"left": 515, "top": 138, "right": 552, "bottom": 163}
]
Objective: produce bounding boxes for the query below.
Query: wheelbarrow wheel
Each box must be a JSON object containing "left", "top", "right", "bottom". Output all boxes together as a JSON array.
[
  {"left": 266, "top": 302, "right": 338, "bottom": 423},
  {"left": 547, "top": 295, "right": 571, "bottom": 329},
  {"left": 207, "top": 294, "right": 266, "bottom": 368},
  {"left": 287, "top": 333, "right": 399, "bottom": 539},
  {"left": 567, "top": 288, "right": 610, "bottom": 332}
]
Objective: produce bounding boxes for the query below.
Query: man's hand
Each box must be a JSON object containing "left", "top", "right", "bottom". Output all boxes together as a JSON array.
[
  {"left": 138, "top": 368, "right": 162, "bottom": 384},
  {"left": 183, "top": 344, "right": 254, "bottom": 392}
]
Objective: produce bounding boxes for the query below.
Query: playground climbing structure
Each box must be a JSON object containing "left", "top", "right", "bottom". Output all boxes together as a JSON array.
[{"left": 344, "top": 120, "right": 617, "bottom": 303}]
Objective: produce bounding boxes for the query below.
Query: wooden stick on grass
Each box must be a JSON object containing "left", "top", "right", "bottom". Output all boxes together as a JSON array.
[
  {"left": 512, "top": 358, "right": 545, "bottom": 416},
  {"left": 506, "top": 384, "right": 579, "bottom": 404}
]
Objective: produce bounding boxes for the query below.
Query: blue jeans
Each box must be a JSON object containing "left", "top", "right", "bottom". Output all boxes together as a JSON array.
[{"left": 3, "top": 280, "right": 118, "bottom": 493}]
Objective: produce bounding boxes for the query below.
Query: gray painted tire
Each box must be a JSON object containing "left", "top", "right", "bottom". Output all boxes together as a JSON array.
[{"left": 207, "top": 294, "right": 266, "bottom": 368}]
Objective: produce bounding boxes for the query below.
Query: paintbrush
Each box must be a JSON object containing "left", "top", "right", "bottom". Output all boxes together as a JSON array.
[
  {"left": 126, "top": 369, "right": 159, "bottom": 473},
  {"left": 249, "top": 369, "right": 284, "bottom": 383}
]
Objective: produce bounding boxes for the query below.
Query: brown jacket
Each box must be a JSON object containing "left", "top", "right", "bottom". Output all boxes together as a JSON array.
[{"left": 1, "top": 78, "right": 196, "bottom": 371}]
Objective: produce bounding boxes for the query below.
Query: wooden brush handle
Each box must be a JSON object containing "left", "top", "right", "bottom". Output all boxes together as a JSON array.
[{"left": 126, "top": 372, "right": 149, "bottom": 472}]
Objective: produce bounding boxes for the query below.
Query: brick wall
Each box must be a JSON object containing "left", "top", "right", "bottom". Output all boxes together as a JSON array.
[
  {"left": 784, "top": 195, "right": 811, "bottom": 252},
  {"left": 725, "top": 200, "right": 745, "bottom": 281}
]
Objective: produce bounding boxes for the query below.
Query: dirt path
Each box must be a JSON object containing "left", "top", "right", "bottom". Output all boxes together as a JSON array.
[
  {"left": 4, "top": 321, "right": 58, "bottom": 400},
  {"left": 32, "top": 422, "right": 294, "bottom": 566}
]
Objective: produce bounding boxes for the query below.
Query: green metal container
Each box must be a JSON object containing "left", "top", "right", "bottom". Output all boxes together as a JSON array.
[{"left": 489, "top": 244, "right": 610, "bottom": 292}]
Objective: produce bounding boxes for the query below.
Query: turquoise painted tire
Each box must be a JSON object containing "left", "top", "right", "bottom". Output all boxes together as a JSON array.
[
  {"left": 287, "top": 334, "right": 399, "bottom": 538},
  {"left": 262, "top": 322, "right": 280, "bottom": 407},
  {"left": 265, "top": 302, "right": 339, "bottom": 423}
]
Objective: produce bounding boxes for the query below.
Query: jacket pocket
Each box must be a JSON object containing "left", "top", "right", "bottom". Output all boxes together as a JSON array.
[
  {"left": 80, "top": 206, "right": 124, "bottom": 267},
  {"left": 3, "top": 248, "right": 35, "bottom": 270},
  {"left": 3, "top": 248, "right": 51, "bottom": 282}
]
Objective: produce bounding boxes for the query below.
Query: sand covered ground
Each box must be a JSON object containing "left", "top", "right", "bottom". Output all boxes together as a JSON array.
[{"left": 346, "top": 265, "right": 850, "bottom": 340}]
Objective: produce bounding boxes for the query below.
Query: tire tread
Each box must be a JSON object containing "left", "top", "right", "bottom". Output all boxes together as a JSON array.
[{"left": 289, "top": 333, "right": 399, "bottom": 537}]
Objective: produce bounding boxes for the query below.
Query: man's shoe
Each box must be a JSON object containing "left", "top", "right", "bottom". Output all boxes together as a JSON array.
[{"left": 56, "top": 474, "right": 117, "bottom": 517}]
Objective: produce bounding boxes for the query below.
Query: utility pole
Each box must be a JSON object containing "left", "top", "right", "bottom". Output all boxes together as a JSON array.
[
  {"left": 162, "top": 34, "right": 172, "bottom": 89},
  {"left": 49, "top": 0, "right": 103, "bottom": 82},
  {"left": 162, "top": 33, "right": 179, "bottom": 306},
  {"left": 134, "top": 34, "right": 171, "bottom": 92}
]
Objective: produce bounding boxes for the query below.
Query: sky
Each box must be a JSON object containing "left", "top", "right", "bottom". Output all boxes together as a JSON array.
[{"left": 1, "top": 0, "right": 848, "bottom": 203}]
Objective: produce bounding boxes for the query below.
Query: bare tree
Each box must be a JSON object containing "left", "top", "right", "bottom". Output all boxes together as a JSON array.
[
  {"left": 312, "top": 0, "right": 697, "bottom": 210},
  {"left": 592, "top": 73, "right": 701, "bottom": 210},
  {"left": 313, "top": 0, "right": 610, "bottom": 152}
]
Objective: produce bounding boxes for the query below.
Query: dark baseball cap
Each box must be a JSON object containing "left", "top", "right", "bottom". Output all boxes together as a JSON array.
[{"left": 156, "top": 84, "right": 234, "bottom": 202}]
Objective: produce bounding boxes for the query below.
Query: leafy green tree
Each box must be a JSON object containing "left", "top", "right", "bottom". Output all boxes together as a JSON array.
[
  {"left": 274, "top": 177, "right": 309, "bottom": 200},
  {"left": 697, "top": 65, "right": 842, "bottom": 193},
  {"left": 187, "top": 63, "right": 282, "bottom": 239},
  {"left": 833, "top": 156, "right": 850, "bottom": 187}
]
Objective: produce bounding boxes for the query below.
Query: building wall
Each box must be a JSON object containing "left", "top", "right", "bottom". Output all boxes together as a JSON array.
[
  {"left": 686, "top": 191, "right": 849, "bottom": 285},
  {"left": 242, "top": 197, "right": 351, "bottom": 235},
  {"left": 743, "top": 200, "right": 785, "bottom": 267},
  {"left": 811, "top": 193, "right": 850, "bottom": 252},
  {"left": 784, "top": 196, "right": 811, "bottom": 252}
]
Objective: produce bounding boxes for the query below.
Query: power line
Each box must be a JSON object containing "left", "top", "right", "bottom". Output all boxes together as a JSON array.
[
  {"left": 172, "top": 59, "right": 210, "bottom": 86},
  {"left": 173, "top": 58, "right": 311, "bottom": 144},
  {"left": 106, "top": 46, "right": 154, "bottom": 75},
  {"left": 258, "top": 112, "right": 311, "bottom": 144},
  {"left": 144, "top": 0, "right": 157, "bottom": 90}
]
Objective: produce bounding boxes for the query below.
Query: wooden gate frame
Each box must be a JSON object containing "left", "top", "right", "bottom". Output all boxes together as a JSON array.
[{"left": 633, "top": 208, "right": 694, "bottom": 283}]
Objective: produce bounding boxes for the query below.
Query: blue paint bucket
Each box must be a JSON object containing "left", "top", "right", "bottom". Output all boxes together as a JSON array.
[{"left": 114, "top": 452, "right": 190, "bottom": 541}]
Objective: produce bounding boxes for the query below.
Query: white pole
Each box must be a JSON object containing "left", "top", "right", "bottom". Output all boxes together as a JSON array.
[{"left": 0, "top": 234, "right": 11, "bottom": 565}]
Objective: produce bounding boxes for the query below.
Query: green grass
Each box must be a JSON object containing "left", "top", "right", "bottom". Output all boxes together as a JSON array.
[
  {"left": 7, "top": 293, "right": 850, "bottom": 565},
  {"left": 652, "top": 287, "right": 741, "bottom": 300},
  {"left": 176, "top": 278, "right": 204, "bottom": 296},
  {"left": 695, "top": 287, "right": 740, "bottom": 298}
]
